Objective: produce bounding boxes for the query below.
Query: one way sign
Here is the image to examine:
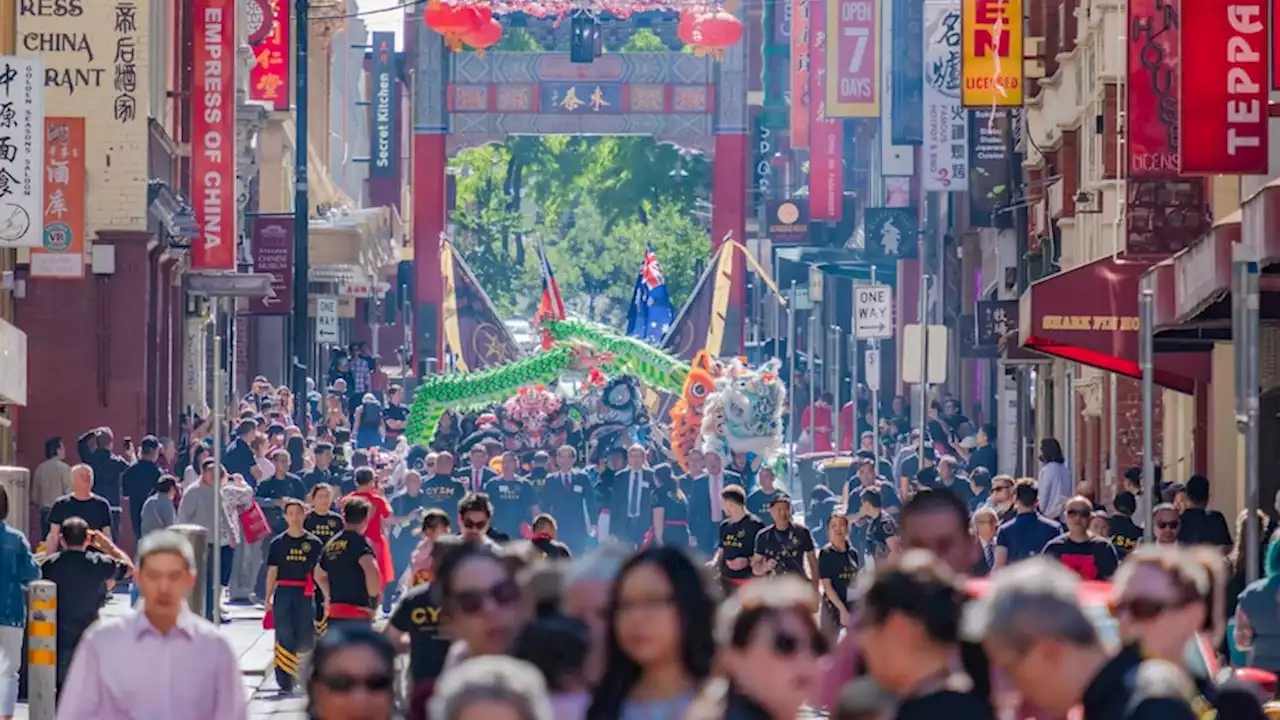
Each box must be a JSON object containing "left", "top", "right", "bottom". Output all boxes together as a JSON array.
[{"left": 854, "top": 285, "right": 893, "bottom": 339}]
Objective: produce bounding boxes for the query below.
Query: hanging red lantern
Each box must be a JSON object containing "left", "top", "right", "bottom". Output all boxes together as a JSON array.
[
  {"left": 691, "top": 9, "right": 743, "bottom": 57},
  {"left": 424, "top": 1, "right": 473, "bottom": 36},
  {"left": 677, "top": 10, "right": 699, "bottom": 46},
  {"left": 469, "top": 5, "right": 494, "bottom": 32},
  {"left": 464, "top": 17, "right": 504, "bottom": 53}
]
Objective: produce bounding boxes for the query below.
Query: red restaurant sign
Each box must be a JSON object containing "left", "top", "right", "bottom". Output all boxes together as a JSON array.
[
  {"left": 809, "top": 0, "right": 844, "bottom": 221},
  {"left": 790, "top": 0, "right": 811, "bottom": 148},
  {"left": 249, "top": 0, "right": 290, "bottom": 111},
  {"left": 192, "top": 0, "right": 237, "bottom": 270},
  {"left": 1127, "top": 0, "right": 1179, "bottom": 178},
  {"left": 248, "top": 215, "right": 294, "bottom": 315},
  {"left": 1179, "top": 2, "right": 1268, "bottom": 175},
  {"left": 826, "top": 0, "right": 880, "bottom": 117}
]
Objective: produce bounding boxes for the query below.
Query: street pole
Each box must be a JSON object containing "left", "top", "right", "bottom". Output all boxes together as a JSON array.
[
  {"left": 1235, "top": 246, "right": 1261, "bottom": 582},
  {"left": 291, "top": 0, "right": 312, "bottom": 428},
  {"left": 870, "top": 264, "right": 879, "bottom": 471},
  {"left": 1065, "top": 361, "right": 1076, "bottom": 478},
  {"left": 917, "top": 272, "right": 930, "bottom": 464},
  {"left": 211, "top": 298, "right": 225, "bottom": 624},
  {"left": 831, "top": 325, "right": 842, "bottom": 454},
  {"left": 1138, "top": 287, "right": 1154, "bottom": 542},
  {"left": 807, "top": 313, "right": 817, "bottom": 453},
  {"left": 787, "top": 281, "right": 798, "bottom": 479}
]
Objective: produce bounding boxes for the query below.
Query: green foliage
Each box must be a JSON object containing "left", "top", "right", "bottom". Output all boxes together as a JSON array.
[{"left": 449, "top": 131, "right": 712, "bottom": 328}]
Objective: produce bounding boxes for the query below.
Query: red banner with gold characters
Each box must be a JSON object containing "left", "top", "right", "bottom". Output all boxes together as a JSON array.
[
  {"left": 250, "top": 0, "right": 290, "bottom": 110},
  {"left": 1179, "top": 2, "right": 1268, "bottom": 174},
  {"left": 809, "top": 0, "right": 844, "bottom": 221},
  {"left": 826, "top": 0, "right": 880, "bottom": 117},
  {"left": 960, "top": 0, "right": 1023, "bottom": 107},
  {"left": 192, "top": 0, "right": 237, "bottom": 270},
  {"left": 790, "top": 0, "right": 811, "bottom": 149},
  {"left": 31, "top": 118, "right": 85, "bottom": 280},
  {"left": 1126, "top": 0, "right": 1179, "bottom": 178}
]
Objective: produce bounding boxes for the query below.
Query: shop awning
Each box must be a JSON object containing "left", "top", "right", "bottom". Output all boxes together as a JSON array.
[
  {"left": 1243, "top": 177, "right": 1280, "bottom": 266},
  {"left": 1018, "top": 257, "right": 1210, "bottom": 394},
  {"left": 1168, "top": 210, "right": 1242, "bottom": 326}
]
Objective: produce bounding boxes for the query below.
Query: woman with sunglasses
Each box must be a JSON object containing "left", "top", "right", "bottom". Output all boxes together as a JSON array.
[
  {"left": 851, "top": 549, "right": 993, "bottom": 720},
  {"left": 436, "top": 542, "right": 526, "bottom": 671},
  {"left": 1116, "top": 546, "right": 1267, "bottom": 719},
  {"left": 305, "top": 626, "right": 397, "bottom": 720},
  {"left": 586, "top": 547, "right": 717, "bottom": 720},
  {"left": 688, "top": 576, "right": 828, "bottom": 720}
]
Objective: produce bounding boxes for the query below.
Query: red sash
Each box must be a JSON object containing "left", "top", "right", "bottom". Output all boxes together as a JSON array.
[
  {"left": 277, "top": 577, "right": 315, "bottom": 597},
  {"left": 641, "top": 521, "right": 690, "bottom": 550},
  {"left": 327, "top": 602, "right": 374, "bottom": 620}
]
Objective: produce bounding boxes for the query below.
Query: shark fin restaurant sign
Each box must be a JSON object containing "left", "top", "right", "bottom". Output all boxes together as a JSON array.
[{"left": 960, "top": 0, "right": 1023, "bottom": 107}]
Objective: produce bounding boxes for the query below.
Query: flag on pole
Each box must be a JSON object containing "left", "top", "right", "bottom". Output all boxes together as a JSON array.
[
  {"left": 441, "top": 243, "right": 523, "bottom": 372},
  {"left": 626, "top": 244, "right": 676, "bottom": 344},
  {"left": 534, "top": 239, "right": 566, "bottom": 327}
]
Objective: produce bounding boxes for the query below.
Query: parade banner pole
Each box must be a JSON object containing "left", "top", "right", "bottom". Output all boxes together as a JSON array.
[{"left": 1138, "top": 287, "right": 1154, "bottom": 543}]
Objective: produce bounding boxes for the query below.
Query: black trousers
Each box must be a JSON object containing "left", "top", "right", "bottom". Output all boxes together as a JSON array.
[{"left": 273, "top": 588, "right": 315, "bottom": 692}]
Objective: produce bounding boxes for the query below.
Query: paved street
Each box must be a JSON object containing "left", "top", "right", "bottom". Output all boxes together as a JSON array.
[{"left": 13, "top": 591, "right": 305, "bottom": 719}]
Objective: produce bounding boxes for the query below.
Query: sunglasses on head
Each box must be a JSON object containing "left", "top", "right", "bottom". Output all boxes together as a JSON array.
[
  {"left": 772, "top": 630, "right": 828, "bottom": 657},
  {"left": 1108, "top": 596, "right": 1190, "bottom": 621},
  {"left": 317, "top": 673, "right": 394, "bottom": 693},
  {"left": 451, "top": 578, "right": 520, "bottom": 614}
]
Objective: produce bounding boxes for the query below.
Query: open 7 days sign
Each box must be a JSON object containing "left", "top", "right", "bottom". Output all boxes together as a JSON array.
[{"left": 855, "top": 284, "right": 894, "bottom": 339}]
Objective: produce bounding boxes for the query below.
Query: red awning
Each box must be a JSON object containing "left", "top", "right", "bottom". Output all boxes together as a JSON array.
[
  {"left": 1018, "top": 257, "right": 1210, "bottom": 394},
  {"left": 1172, "top": 210, "right": 1241, "bottom": 324}
]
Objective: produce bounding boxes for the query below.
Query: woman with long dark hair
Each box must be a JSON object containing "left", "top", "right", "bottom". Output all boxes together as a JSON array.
[
  {"left": 586, "top": 547, "right": 717, "bottom": 720},
  {"left": 305, "top": 625, "right": 396, "bottom": 720},
  {"left": 1036, "top": 437, "right": 1072, "bottom": 521},
  {"left": 648, "top": 465, "right": 692, "bottom": 550}
]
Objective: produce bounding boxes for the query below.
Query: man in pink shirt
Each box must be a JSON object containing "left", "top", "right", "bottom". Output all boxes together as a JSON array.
[{"left": 57, "top": 530, "right": 248, "bottom": 720}]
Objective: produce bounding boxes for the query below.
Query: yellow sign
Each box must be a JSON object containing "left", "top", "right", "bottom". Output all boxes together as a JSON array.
[{"left": 960, "top": 0, "right": 1024, "bottom": 107}]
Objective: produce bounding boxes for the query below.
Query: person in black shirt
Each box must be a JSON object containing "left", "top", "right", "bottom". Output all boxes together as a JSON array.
[
  {"left": 382, "top": 385, "right": 409, "bottom": 448},
  {"left": 858, "top": 488, "right": 900, "bottom": 567},
  {"left": 842, "top": 458, "right": 902, "bottom": 515},
  {"left": 529, "top": 514, "right": 572, "bottom": 559},
  {"left": 1042, "top": 496, "right": 1120, "bottom": 581},
  {"left": 264, "top": 499, "right": 322, "bottom": 693},
  {"left": 40, "top": 517, "right": 133, "bottom": 690},
  {"left": 422, "top": 451, "right": 467, "bottom": 518},
  {"left": 744, "top": 465, "right": 778, "bottom": 518},
  {"left": 303, "top": 482, "right": 344, "bottom": 629},
  {"left": 300, "top": 442, "right": 336, "bottom": 494},
  {"left": 483, "top": 452, "right": 540, "bottom": 538},
  {"left": 1109, "top": 491, "right": 1144, "bottom": 560},
  {"left": 651, "top": 464, "right": 691, "bottom": 550},
  {"left": 46, "top": 464, "right": 114, "bottom": 550},
  {"left": 1177, "top": 475, "right": 1233, "bottom": 551},
  {"left": 257, "top": 449, "right": 307, "bottom": 536},
  {"left": 385, "top": 581, "right": 450, "bottom": 697},
  {"left": 854, "top": 550, "right": 993, "bottom": 720},
  {"left": 818, "top": 514, "right": 860, "bottom": 641},
  {"left": 223, "top": 420, "right": 259, "bottom": 486},
  {"left": 315, "top": 497, "right": 382, "bottom": 631},
  {"left": 122, "top": 435, "right": 162, "bottom": 542},
  {"left": 806, "top": 485, "right": 840, "bottom": 547},
  {"left": 82, "top": 428, "right": 129, "bottom": 538},
  {"left": 752, "top": 492, "right": 818, "bottom": 593},
  {"left": 712, "top": 484, "right": 765, "bottom": 596}
]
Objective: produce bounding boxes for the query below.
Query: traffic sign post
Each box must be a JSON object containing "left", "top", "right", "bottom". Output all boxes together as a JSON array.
[
  {"left": 855, "top": 284, "right": 894, "bottom": 339},
  {"left": 866, "top": 344, "right": 881, "bottom": 470}
]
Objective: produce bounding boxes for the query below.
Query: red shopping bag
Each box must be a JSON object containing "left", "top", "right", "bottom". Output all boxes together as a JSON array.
[{"left": 239, "top": 503, "right": 271, "bottom": 545}]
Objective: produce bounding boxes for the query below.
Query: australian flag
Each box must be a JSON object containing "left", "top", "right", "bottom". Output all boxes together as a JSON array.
[{"left": 626, "top": 244, "right": 675, "bottom": 344}]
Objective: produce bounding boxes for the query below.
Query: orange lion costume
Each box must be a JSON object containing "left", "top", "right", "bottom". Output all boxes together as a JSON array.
[{"left": 669, "top": 351, "right": 721, "bottom": 473}]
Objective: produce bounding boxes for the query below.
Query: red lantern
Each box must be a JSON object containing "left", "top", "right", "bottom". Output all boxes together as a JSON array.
[
  {"left": 469, "top": 5, "right": 494, "bottom": 32},
  {"left": 465, "top": 18, "right": 504, "bottom": 52},
  {"left": 424, "top": 1, "right": 473, "bottom": 36},
  {"left": 677, "top": 10, "right": 699, "bottom": 46},
  {"left": 692, "top": 9, "right": 743, "bottom": 54}
]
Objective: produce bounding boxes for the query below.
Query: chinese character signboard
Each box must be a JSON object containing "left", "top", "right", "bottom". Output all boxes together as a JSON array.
[
  {"left": 1127, "top": 0, "right": 1179, "bottom": 178},
  {"left": 960, "top": 0, "right": 1024, "bottom": 107},
  {"left": 891, "top": 0, "right": 925, "bottom": 144},
  {"left": 968, "top": 108, "right": 1014, "bottom": 227},
  {"left": 249, "top": 0, "right": 290, "bottom": 110},
  {"left": 827, "top": 0, "right": 881, "bottom": 117},
  {"left": 923, "top": 1, "right": 969, "bottom": 191},
  {"left": 809, "top": 1, "right": 845, "bottom": 221},
  {"left": 1179, "top": 3, "right": 1268, "bottom": 174},
  {"left": 32, "top": 117, "right": 84, "bottom": 277},
  {"left": 542, "top": 83, "right": 622, "bottom": 114},
  {"left": 863, "top": 206, "right": 918, "bottom": 260},
  {"left": 791, "top": 0, "right": 811, "bottom": 148},
  {"left": 0, "top": 58, "right": 44, "bottom": 249},
  {"left": 248, "top": 215, "right": 293, "bottom": 315},
  {"left": 370, "top": 32, "right": 398, "bottom": 179},
  {"left": 191, "top": 0, "right": 236, "bottom": 270}
]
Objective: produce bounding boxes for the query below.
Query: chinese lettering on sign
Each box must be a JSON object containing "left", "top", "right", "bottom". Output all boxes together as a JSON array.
[
  {"left": 32, "top": 117, "right": 85, "bottom": 278},
  {"left": 113, "top": 0, "right": 138, "bottom": 122},
  {"left": 249, "top": 0, "right": 290, "bottom": 110},
  {"left": 0, "top": 57, "right": 44, "bottom": 248},
  {"left": 542, "top": 83, "right": 621, "bottom": 114},
  {"left": 922, "top": 1, "right": 968, "bottom": 191}
]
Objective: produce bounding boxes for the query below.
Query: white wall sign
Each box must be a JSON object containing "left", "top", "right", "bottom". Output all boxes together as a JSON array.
[
  {"left": 922, "top": 1, "right": 968, "bottom": 191},
  {"left": 854, "top": 284, "right": 894, "bottom": 339},
  {"left": 0, "top": 57, "right": 43, "bottom": 248},
  {"left": 316, "top": 297, "right": 340, "bottom": 343}
]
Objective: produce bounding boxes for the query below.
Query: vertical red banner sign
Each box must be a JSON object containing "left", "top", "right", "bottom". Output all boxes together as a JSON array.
[
  {"left": 192, "top": 0, "right": 237, "bottom": 270},
  {"left": 248, "top": 215, "right": 294, "bottom": 315},
  {"left": 809, "top": 0, "right": 845, "bottom": 221},
  {"left": 791, "top": 0, "right": 811, "bottom": 148},
  {"left": 1274, "top": 0, "right": 1280, "bottom": 89},
  {"left": 1179, "top": 2, "right": 1268, "bottom": 175},
  {"left": 32, "top": 118, "right": 86, "bottom": 279},
  {"left": 1127, "top": 0, "right": 1180, "bottom": 177},
  {"left": 249, "top": 0, "right": 290, "bottom": 111},
  {"left": 826, "top": 0, "right": 881, "bottom": 117}
]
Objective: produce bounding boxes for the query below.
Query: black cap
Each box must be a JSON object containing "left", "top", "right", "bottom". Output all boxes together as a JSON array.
[{"left": 768, "top": 490, "right": 792, "bottom": 507}]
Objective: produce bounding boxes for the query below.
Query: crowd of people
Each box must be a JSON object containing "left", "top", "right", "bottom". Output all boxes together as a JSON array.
[{"left": 0, "top": 371, "right": 1279, "bottom": 720}]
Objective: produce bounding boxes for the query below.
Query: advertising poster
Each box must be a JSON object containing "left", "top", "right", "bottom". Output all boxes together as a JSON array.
[
  {"left": 960, "top": 0, "right": 1024, "bottom": 107},
  {"left": 923, "top": 1, "right": 969, "bottom": 191},
  {"left": 826, "top": 0, "right": 881, "bottom": 116}
]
